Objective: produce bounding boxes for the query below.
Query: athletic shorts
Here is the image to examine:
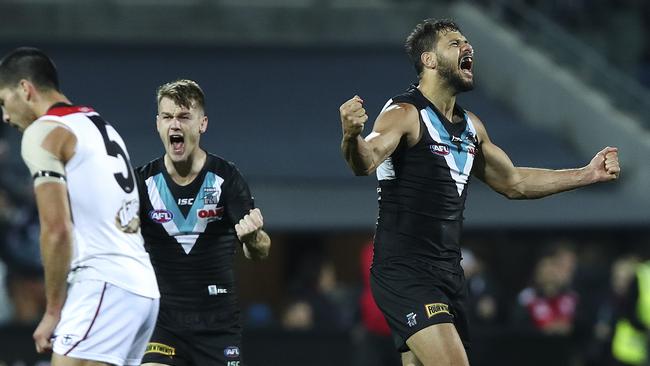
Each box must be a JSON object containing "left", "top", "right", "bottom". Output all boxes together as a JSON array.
[
  {"left": 370, "top": 260, "right": 470, "bottom": 352},
  {"left": 141, "top": 305, "right": 243, "bottom": 366},
  {"left": 52, "top": 280, "right": 159, "bottom": 365}
]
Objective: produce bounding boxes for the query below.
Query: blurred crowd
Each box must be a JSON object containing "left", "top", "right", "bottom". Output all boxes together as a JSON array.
[{"left": 240, "top": 232, "right": 650, "bottom": 366}]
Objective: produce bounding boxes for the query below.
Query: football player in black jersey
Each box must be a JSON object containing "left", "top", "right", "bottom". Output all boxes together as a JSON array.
[
  {"left": 340, "top": 19, "right": 619, "bottom": 366},
  {"left": 138, "top": 79, "right": 270, "bottom": 366}
]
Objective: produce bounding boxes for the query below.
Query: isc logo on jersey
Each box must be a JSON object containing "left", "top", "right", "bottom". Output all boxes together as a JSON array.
[
  {"left": 178, "top": 198, "right": 194, "bottom": 205},
  {"left": 197, "top": 206, "right": 224, "bottom": 221},
  {"left": 149, "top": 209, "right": 173, "bottom": 223},
  {"left": 430, "top": 143, "right": 450, "bottom": 156}
]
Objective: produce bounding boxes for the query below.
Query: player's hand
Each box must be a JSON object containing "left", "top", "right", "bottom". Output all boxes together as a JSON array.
[
  {"left": 236, "top": 208, "right": 264, "bottom": 243},
  {"left": 340, "top": 95, "right": 368, "bottom": 139},
  {"left": 587, "top": 146, "right": 620, "bottom": 182},
  {"left": 33, "top": 312, "right": 60, "bottom": 354}
]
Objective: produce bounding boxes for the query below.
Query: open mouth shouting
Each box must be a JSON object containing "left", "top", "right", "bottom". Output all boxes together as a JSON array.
[
  {"left": 169, "top": 133, "right": 185, "bottom": 155},
  {"left": 459, "top": 52, "right": 473, "bottom": 77}
]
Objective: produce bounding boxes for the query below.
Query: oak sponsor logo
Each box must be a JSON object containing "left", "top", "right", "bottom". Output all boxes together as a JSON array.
[
  {"left": 425, "top": 303, "right": 451, "bottom": 318},
  {"left": 197, "top": 206, "right": 224, "bottom": 221},
  {"left": 430, "top": 143, "right": 450, "bottom": 156},
  {"left": 145, "top": 342, "right": 176, "bottom": 356}
]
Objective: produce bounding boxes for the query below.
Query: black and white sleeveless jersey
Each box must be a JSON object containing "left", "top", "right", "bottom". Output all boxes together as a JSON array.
[
  {"left": 374, "top": 85, "right": 479, "bottom": 273},
  {"left": 136, "top": 153, "right": 253, "bottom": 310}
]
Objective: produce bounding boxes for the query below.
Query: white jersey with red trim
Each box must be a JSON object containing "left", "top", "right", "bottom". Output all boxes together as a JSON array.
[{"left": 33, "top": 104, "right": 159, "bottom": 299}]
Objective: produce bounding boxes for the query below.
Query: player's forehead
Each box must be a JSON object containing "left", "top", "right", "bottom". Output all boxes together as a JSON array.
[
  {"left": 437, "top": 30, "right": 467, "bottom": 44},
  {"left": 158, "top": 96, "right": 196, "bottom": 114}
]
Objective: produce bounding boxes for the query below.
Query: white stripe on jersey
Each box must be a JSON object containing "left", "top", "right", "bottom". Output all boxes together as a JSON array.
[
  {"left": 420, "top": 109, "right": 468, "bottom": 196},
  {"left": 377, "top": 98, "right": 396, "bottom": 181}
]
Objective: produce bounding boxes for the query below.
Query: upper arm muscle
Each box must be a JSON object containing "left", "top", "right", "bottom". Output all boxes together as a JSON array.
[{"left": 365, "top": 103, "right": 419, "bottom": 166}]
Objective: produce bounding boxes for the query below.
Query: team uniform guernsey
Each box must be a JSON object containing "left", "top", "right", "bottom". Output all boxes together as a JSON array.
[
  {"left": 137, "top": 153, "right": 253, "bottom": 366},
  {"left": 29, "top": 104, "right": 159, "bottom": 365},
  {"left": 369, "top": 85, "right": 479, "bottom": 352}
]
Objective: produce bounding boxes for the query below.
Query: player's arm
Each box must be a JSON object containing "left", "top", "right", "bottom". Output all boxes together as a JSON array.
[
  {"left": 470, "top": 112, "right": 620, "bottom": 199},
  {"left": 236, "top": 208, "right": 271, "bottom": 261},
  {"left": 225, "top": 164, "right": 271, "bottom": 261},
  {"left": 340, "top": 95, "right": 418, "bottom": 176},
  {"left": 21, "top": 121, "right": 77, "bottom": 353}
]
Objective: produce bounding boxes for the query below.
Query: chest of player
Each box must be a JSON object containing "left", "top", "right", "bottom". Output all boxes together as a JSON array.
[{"left": 144, "top": 172, "right": 228, "bottom": 235}]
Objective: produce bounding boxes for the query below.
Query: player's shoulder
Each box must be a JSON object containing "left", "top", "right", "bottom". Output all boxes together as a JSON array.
[
  {"left": 205, "top": 153, "right": 245, "bottom": 178},
  {"left": 387, "top": 84, "right": 428, "bottom": 111},
  {"left": 463, "top": 109, "right": 485, "bottom": 129},
  {"left": 135, "top": 156, "right": 165, "bottom": 180}
]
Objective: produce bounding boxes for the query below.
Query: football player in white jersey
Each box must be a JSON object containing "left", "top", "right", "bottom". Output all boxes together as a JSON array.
[{"left": 0, "top": 47, "right": 160, "bottom": 366}]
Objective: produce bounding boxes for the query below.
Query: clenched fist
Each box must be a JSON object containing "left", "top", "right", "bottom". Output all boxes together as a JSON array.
[
  {"left": 588, "top": 146, "right": 620, "bottom": 182},
  {"left": 235, "top": 208, "right": 264, "bottom": 243},
  {"left": 340, "top": 95, "right": 368, "bottom": 139}
]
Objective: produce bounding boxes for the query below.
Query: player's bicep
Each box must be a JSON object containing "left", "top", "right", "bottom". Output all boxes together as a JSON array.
[
  {"left": 21, "top": 121, "right": 75, "bottom": 187},
  {"left": 470, "top": 113, "right": 519, "bottom": 192},
  {"left": 365, "top": 103, "right": 417, "bottom": 165}
]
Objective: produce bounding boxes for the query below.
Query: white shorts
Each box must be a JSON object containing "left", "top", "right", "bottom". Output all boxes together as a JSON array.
[{"left": 52, "top": 280, "right": 159, "bottom": 365}]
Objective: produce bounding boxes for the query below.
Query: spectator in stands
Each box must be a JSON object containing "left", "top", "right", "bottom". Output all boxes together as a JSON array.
[
  {"left": 583, "top": 254, "right": 640, "bottom": 366},
  {"left": 353, "top": 241, "right": 400, "bottom": 366},
  {"left": 512, "top": 244, "right": 578, "bottom": 335},
  {"left": 0, "top": 185, "right": 45, "bottom": 325},
  {"left": 282, "top": 250, "right": 349, "bottom": 331},
  {"left": 461, "top": 248, "right": 501, "bottom": 328}
]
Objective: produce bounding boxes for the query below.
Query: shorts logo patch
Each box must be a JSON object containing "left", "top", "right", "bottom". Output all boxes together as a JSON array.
[
  {"left": 227, "top": 362, "right": 240, "bottom": 366},
  {"left": 149, "top": 209, "right": 173, "bottom": 224},
  {"left": 145, "top": 342, "right": 176, "bottom": 356},
  {"left": 406, "top": 312, "right": 417, "bottom": 327},
  {"left": 59, "top": 334, "right": 78, "bottom": 346},
  {"left": 425, "top": 303, "right": 451, "bottom": 318},
  {"left": 224, "top": 346, "right": 240, "bottom": 358}
]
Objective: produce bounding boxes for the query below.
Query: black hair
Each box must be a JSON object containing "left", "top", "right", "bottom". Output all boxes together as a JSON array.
[
  {"left": 405, "top": 19, "right": 462, "bottom": 76},
  {"left": 0, "top": 47, "right": 60, "bottom": 91}
]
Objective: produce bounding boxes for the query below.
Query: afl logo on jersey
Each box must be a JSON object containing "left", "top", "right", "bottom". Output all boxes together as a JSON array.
[
  {"left": 430, "top": 143, "right": 450, "bottom": 156},
  {"left": 224, "top": 346, "right": 240, "bottom": 358},
  {"left": 149, "top": 209, "right": 174, "bottom": 223}
]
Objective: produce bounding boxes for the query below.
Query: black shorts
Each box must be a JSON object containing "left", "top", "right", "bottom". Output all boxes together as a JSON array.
[
  {"left": 141, "top": 305, "right": 243, "bottom": 366},
  {"left": 370, "top": 260, "right": 470, "bottom": 352}
]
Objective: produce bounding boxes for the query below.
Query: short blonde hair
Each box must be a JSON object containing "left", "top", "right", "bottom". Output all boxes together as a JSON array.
[{"left": 156, "top": 79, "right": 205, "bottom": 110}]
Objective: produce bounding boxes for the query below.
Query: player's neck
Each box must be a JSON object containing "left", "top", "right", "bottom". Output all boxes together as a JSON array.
[
  {"left": 35, "top": 91, "right": 71, "bottom": 118},
  {"left": 165, "top": 149, "right": 206, "bottom": 186},
  {"left": 418, "top": 77, "right": 456, "bottom": 121}
]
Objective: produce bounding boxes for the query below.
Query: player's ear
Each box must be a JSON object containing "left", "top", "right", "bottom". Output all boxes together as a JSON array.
[
  {"left": 199, "top": 115, "right": 208, "bottom": 134},
  {"left": 421, "top": 52, "right": 437, "bottom": 70},
  {"left": 18, "top": 79, "right": 36, "bottom": 102}
]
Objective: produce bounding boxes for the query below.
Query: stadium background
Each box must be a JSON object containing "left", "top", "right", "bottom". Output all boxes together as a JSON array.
[{"left": 0, "top": 0, "right": 649, "bottom": 365}]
